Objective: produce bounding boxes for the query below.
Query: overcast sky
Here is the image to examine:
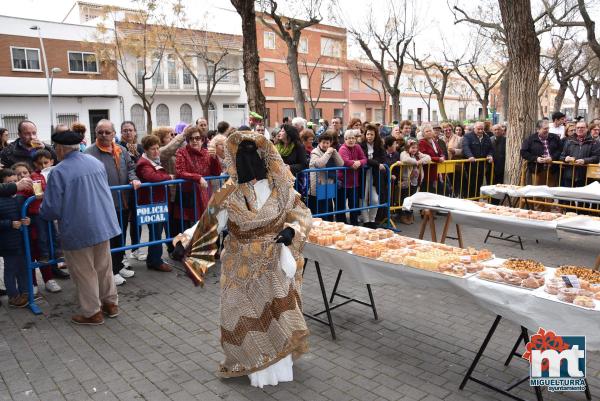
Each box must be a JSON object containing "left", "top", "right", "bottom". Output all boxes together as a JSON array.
[{"left": 0, "top": 0, "right": 476, "bottom": 59}]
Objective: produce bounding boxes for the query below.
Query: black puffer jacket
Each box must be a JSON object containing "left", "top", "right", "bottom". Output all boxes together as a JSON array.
[
  {"left": 360, "top": 141, "right": 386, "bottom": 189},
  {"left": 559, "top": 136, "right": 600, "bottom": 182},
  {"left": 0, "top": 194, "right": 25, "bottom": 256},
  {"left": 0, "top": 139, "right": 57, "bottom": 168}
]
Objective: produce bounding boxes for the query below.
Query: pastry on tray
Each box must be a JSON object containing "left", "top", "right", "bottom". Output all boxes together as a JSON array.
[
  {"left": 502, "top": 258, "right": 546, "bottom": 273},
  {"left": 556, "top": 265, "right": 600, "bottom": 284}
]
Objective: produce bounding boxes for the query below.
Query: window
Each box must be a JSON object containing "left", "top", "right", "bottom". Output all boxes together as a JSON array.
[
  {"left": 151, "top": 55, "right": 163, "bottom": 88},
  {"left": 136, "top": 59, "right": 144, "bottom": 87},
  {"left": 321, "top": 71, "right": 342, "bottom": 91},
  {"left": 300, "top": 74, "right": 309, "bottom": 90},
  {"left": 167, "top": 55, "right": 178, "bottom": 87},
  {"left": 310, "top": 108, "right": 322, "bottom": 120},
  {"left": 183, "top": 66, "right": 193, "bottom": 88},
  {"left": 68, "top": 51, "right": 98, "bottom": 73},
  {"left": 264, "top": 31, "right": 276, "bottom": 49},
  {"left": 351, "top": 77, "right": 360, "bottom": 91},
  {"left": 1, "top": 114, "right": 27, "bottom": 139},
  {"left": 320, "top": 37, "right": 342, "bottom": 58},
  {"left": 11, "top": 47, "right": 40, "bottom": 71},
  {"left": 283, "top": 108, "right": 296, "bottom": 120},
  {"left": 264, "top": 71, "right": 275, "bottom": 87},
  {"left": 407, "top": 109, "right": 414, "bottom": 121},
  {"left": 432, "top": 110, "right": 438, "bottom": 122},
  {"left": 130, "top": 104, "right": 146, "bottom": 135},
  {"left": 156, "top": 104, "right": 170, "bottom": 126},
  {"left": 180, "top": 103, "right": 192, "bottom": 124},
  {"left": 299, "top": 37, "right": 308, "bottom": 54},
  {"left": 56, "top": 113, "right": 79, "bottom": 127}
]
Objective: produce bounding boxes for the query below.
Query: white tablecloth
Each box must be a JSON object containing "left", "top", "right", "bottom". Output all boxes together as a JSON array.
[
  {"left": 303, "top": 243, "right": 600, "bottom": 350},
  {"left": 556, "top": 215, "right": 600, "bottom": 240},
  {"left": 449, "top": 210, "right": 560, "bottom": 241},
  {"left": 481, "top": 182, "right": 600, "bottom": 202}
]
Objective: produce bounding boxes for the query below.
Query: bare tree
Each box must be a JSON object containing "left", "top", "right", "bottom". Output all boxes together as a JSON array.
[
  {"left": 94, "top": 3, "right": 170, "bottom": 134},
  {"left": 350, "top": 64, "right": 388, "bottom": 124},
  {"left": 168, "top": 11, "right": 241, "bottom": 122},
  {"left": 447, "top": 34, "right": 505, "bottom": 120},
  {"left": 547, "top": 34, "right": 587, "bottom": 111},
  {"left": 258, "top": 0, "right": 323, "bottom": 119},
  {"left": 300, "top": 54, "right": 341, "bottom": 122},
  {"left": 538, "top": 53, "right": 556, "bottom": 118},
  {"left": 544, "top": 0, "right": 600, "bottom": 61},
  {"left": 498, "top": 0, "right": 541, "bottom": 185},
  {"left": 568, "top": 77, "right": 584, "bottom": 118},
  {"left": 335, "top": 0, "right": 416, "bottom": 122},
  {"left": 408, "top": 75, "right": 435, "bottom": 123},
  {"left": 411, "top": 47, "right": 454, "bottom": 121},
  {"left": 231, "top": 0, "right": 267, "bottom": 119}
]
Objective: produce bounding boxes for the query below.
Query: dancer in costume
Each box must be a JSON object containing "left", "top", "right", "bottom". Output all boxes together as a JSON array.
[{"left": 175, "top": 131, "right": 312, "bottom": 388}]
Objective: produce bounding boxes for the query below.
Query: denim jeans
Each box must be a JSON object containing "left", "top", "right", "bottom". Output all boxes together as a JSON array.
[
  {"left": 3, "top": 254, "right": 28, "bottom": 298},
  {"left": 146, "top": 222, "right": 165, "bottom": 268},
  {"left": 31, "top": 214, "right": 61, "bottom": 258}
]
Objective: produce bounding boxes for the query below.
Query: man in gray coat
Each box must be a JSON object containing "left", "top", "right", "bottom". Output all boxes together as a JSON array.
[{"left": 85, "top": 120, "right": 141, "bottom": 286}]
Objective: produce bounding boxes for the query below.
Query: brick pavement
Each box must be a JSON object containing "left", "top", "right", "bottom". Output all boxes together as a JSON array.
[{"left": 0, "top": 215, "right": 599, "bottom": 401}]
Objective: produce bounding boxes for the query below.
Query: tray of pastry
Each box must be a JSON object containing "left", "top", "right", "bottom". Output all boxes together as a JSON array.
[
  {"left": 476, "top": 258, "right": 547, "bottom": 290},
  {"left": 535, "top": 276, "right": 600, "bottom": 311}
]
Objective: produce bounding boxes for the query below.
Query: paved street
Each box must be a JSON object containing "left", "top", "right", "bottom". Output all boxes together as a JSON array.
[{"left": 1, "top": 216, "right": 599, "bottom": 401}]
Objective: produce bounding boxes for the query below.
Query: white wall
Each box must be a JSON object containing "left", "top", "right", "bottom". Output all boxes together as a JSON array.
[{"left": 0, "top": 96, "right": 121, "bottom": 143}]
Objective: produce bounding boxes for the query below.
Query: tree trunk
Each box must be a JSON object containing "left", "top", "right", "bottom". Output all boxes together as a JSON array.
[
  {"left": 553, "top": 82, "right": 568, "bottom": 112},
  {"left": 479, "top": 98, "right": 489, "bottom": 120},
  {"left": 202, "top": 103, "right": 209, "bottom": 124},
  {"left": 573, "top": 97, "right": 580, "bottom": 118},
  {"left": 230, "top": 0, "right": 267, "bottom": 119},
  {"left": 286, "top": 47, "right": 306, "bottom": 119},
  {"left": 500, "top": 65, "right": 510, "bottom": 122},
  {"left": 437, "top": 95, "right": 448, "bottom": 121},
  {"left": 390, "top": 91, "right": 401, "bottom": 122},
  {"left": 144, "top": 104, "right": 153, "bottom": 134},
  {"left": 499, "top": 0, "right": 540, "bottom": 185}
]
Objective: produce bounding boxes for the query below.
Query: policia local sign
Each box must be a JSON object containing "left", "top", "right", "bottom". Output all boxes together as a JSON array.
[{"left": 136, "top": 203, "right": 168, "bottom": 225}]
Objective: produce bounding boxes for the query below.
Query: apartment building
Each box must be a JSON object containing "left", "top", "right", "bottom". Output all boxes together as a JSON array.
[
  {"left": 256, "top": 13, "right": 349, "bottom": 127},
  {"left": 0, "top": 14, "right": 120, "bottom": 142},
  {"left": 347, "top": 60, "right": 387, "bottom": 123}
]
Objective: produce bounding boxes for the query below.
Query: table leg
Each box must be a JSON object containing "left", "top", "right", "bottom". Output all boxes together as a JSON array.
[
  {"left": 594, "top": 254, "right": 600, "bottom": 271},
  {"left": 440, "top": 213, "right": 452, "bottom": 244},
  {"left": 430, "top": 210, "right": 438, "bottom": 243},
  {"left": 504, "top": 326, "right": 529, "bottom": 366},
  {"left": 418, "top": 210, "right": 429, "bottom": 240},
  {"left": 460, "top": 315, "right": 502, "bottom": 390},
  {"left": 456, "top": 224, "right": 464, "bottom": 248},
  {"left": 329, "top": 270, "right": 343, "bottom": 303},
  {"left": 302, "top": 261, "right": 336, "bottom": 340}
]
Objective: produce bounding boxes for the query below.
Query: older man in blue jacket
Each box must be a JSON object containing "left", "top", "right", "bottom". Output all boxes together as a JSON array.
[
  {"left": 40, "top": 130, "right": 121, "bottom": 325},
  {"left": 462, "top": 121, "right": 494, "bottom": 198}
]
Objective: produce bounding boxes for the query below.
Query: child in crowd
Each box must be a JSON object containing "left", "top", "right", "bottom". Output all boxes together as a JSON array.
[
  {"left": 30, "top": 150, "right": 63, "bottom": 263},
  {"left": 0, "top": 168, "right": 30, "bottom": 307},
  {"left": 13, "top": 161, "right": 62, "bottom": 293},
  {"left": 384, "top": 136, "right": 401, "bottom": 209},
  {"left": 399, "top": 139, "right": 431, "bottom": 224}
]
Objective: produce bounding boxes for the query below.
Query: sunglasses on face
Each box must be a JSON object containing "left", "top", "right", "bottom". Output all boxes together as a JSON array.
[
  {"left": 190, "top": 136, "right": 202, "bottom": 141},
  {"left": 170, "top": 132, "right": 177, "bottom": 137}
]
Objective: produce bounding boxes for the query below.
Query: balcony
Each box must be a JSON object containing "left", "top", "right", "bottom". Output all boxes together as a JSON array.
[
  {"left": 135, "top": 74, "right": 240, "bottom": 95},
  {"left": 349, "top": 88, "right": 384, "bottom": 102}
]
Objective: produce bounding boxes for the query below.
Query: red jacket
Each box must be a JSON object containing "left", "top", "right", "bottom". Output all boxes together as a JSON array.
[
  {"left": 418, "top": 139, "right": 444, "bottom": 183},
  {"left": 135, "top": 156, "right": 172, "bottom": 205}
]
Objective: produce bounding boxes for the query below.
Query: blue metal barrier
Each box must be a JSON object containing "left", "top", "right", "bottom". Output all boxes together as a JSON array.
[
  {"left": 20, "top": 176, "right": 228, "bottom": 315},
  {"left": 295, "top": 165, "right": 392, "bottom": 228},
  {"left": 20, "top": 167, "right": 392, "bottom": 315}
]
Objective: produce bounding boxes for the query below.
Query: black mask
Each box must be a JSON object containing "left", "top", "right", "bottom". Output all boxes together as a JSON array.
[{"left": 236, "top": 140, "right": 267, "bottom": 184}]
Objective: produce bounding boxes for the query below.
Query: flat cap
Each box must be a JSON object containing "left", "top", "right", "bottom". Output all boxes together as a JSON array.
[{"left": 52, "top": 130, "right": 84, "bottom": 145}]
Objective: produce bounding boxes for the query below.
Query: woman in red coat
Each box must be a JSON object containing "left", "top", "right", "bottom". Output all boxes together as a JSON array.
[
  {"left": 418, "top": 123, "right": 445, "bottom": 193},
  {"left": 136, "top": 135, "right": 174, "bottom": 272},
  {"left": 175, "top": 126, "right": 221, "bottom": 230}
]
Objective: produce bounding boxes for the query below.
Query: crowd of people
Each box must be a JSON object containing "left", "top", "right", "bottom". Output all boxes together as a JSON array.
[{"left": 0, "top": 110, "right": 599, "bottom": 318}]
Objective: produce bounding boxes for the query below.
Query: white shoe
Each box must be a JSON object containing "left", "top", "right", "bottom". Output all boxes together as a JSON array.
[
  {"left": 45, "top": 279, "right": 62, "bottom": 293},
  {"left": 33, "top": 286, "right": 39, "bottom": 295},
  {"left": 114, "top": 274, "right": 126, "bottom": 286},
  {"left": 130, "top": 250, "right": 147, "bottom": 261},
  {"left": 119, "top": 267, "right": 135, "bottom": 278}
]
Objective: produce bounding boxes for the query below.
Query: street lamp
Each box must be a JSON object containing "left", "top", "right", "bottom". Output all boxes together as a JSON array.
[{"left": 30, "top": 25, "right": 58, "bottom": 133}]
